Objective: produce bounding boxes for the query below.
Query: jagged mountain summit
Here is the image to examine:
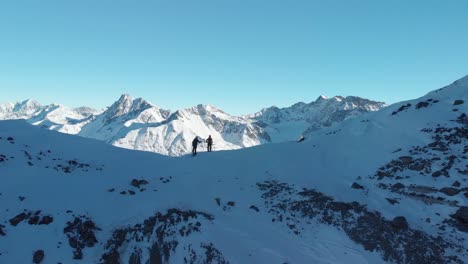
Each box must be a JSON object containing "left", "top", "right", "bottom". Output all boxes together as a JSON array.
[
  {"left": 0, "top": 75, "right": 466, "bottom": 263},
  {"left": 0, "top": 94, "right": 385, "bottom": 156}
]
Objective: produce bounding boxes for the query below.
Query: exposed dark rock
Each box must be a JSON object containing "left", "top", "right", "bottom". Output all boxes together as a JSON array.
[
  {"left": 439, "top": 187, "right": 461, "bottom": 196},
  {"left": 215, "top": 197, "right": 221, "bottom": 206},
  {"left": 257, "top": 180, "right": 464, "bottom": 263},
  {"left": 226, "top": 201, "right": 235, "bottom": 207},
  {"left": 452, "top": 181, "right": 461, "bottom": 187},
  {"left": 391, "top": 183, "right": 405, "bottom": 190},
  {"left": 351, "top": 182, "right": 364, "bottom": 189},
  {"left": 39, "top": 216, "right": 54, "bottom": 225},
  {"left": 449, "top": 206, "right": 468, "bottom": 232},
  {"left": 28, "top": 215, "right": 40, "bottom": 225},
  {"left": 0, "top": 224, "right": 5, "bottom": 236},
  {"left": 415, "top": 101, "right": 429, "bottom": 109},
  {"left": 392, "top": 104, "right": 411, "bottom": 115},
  {"left": 391, "top": 216, "right": 408, "bottom": 230},
  {"left": 200, "top": 243, "right": 230, "bottom": 264},
  {"left": 131, "top": 179, "right": 149, "bottom": 189},
  {"left": 249, "top": 205, "right": 260, "bottom": 212},
  {"left": 101, "top": 209, "right": 215, "bottom": 264},
  {"left": 9, "top": 212, "right": 31, "bottom": 226},
  {"left": 33, "top": 250, "right": 44, "bottom": 263},
  {"left": 453, "top": 100, "right": 464, "bottom": 105},
  {"left": 385, "top": 198, "right": 399, "bottom": 205},
  {"left": 63, "top": 216, "right": 100, "bottom": 259}
]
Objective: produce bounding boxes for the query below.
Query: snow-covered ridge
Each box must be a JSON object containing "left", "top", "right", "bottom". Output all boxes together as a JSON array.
[
  {"left": 0, "top": 74, "right": 466, "bottom": 263},
  {"left": 0, "top": 93, "right": 385, "bottom": 156}
]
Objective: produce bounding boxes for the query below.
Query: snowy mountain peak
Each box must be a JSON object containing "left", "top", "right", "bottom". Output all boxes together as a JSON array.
[
  {"left": 316, "top": 95, "right": 329, "bottom": 102},
  {"left": 104, "top": 94, "right": 154, "bottom": 121},
  {"left": 13, "top": 99, "right": 42, "bottom": 113}
]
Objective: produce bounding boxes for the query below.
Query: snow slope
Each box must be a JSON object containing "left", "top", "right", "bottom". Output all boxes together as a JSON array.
[
  {"left": 0, "top": 75, "right": 466, "bottom": 263},
  {"left": 0, "top": 95, "right": 384, "bottom": 156}
]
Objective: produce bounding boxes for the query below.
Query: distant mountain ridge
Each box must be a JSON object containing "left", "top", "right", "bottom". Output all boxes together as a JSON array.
[{"left": 0, "top": 94, "right": 386, "bottom": 155}]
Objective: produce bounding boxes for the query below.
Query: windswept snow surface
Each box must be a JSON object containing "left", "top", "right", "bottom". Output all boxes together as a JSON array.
[{"left": 0, "top": 76, "right": 467, "bottom": 263}]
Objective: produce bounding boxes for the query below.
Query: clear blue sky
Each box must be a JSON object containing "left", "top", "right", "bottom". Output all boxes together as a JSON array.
[{"left": 1, "top": 0, "right": 467, "bottom": 115}]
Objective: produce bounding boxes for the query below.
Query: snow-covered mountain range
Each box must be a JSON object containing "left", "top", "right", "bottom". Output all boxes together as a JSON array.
[
  {"left": 0, "top": 75, "right": 466, "bottom": 263},
  {"left": 0, "top": 94, "right": 385, "bottom": 156}
]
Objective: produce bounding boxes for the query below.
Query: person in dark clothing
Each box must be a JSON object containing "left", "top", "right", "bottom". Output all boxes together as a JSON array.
[
  {"left": 192, "top": 136, "right": 201, "bottom": 154},
  {"left": 206, "top": 135, "right": 213, "bottom": 152}
]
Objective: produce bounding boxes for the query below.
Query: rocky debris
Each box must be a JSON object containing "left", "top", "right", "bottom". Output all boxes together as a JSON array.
[
  {"left": 9, "top": 212, "right": 30, "bottom": 226},
  {"left": 391, "top": 183, "right": 405, "bottom": 191},
  {"left": 130, "top": 179, "right": 148, "bottom": 189},
  {"left": 18, "top": 196, "right": 26, "bottom": 201},
  {"left": 456, "top": 113, "right": 468, "bottom": 125},
  {"left": 453, "top": 100, "right": 464, "bottom": 105},
  {"left": 39, "top": 215, "right": 54, "bottom": 225},
  {"left": 101, "top": 209, "right": 217, "bottom": 264},
  {"left": 7, "top": 136, "right": 14, "bottom": 141},
  {"left": 0, "top": 154, "right": 8, "bottom": 162},
  {"left": 257, "top": 180, "right": 465, "bottom": 264},
  {"left": 23, "top": 150, "right": 32, "bottom": 160},
  {"left": 249, "top": 205, "right": 260, "bottom": 212},
  {"left": 63, "top": 216, "right": 100, "bottom": 259},
  {"left": 56, "top": 160, "right": 91, "bottom": 174},
  {"left": 222, "top": 201, "right": 236, "bottom": 211},
  {"left": 9, "top": 211, "right": 53, "bottom": 226},
  {"left": 107, "top": 188, "right": 115, "bottom": 192},
  {"left": 439, "top": 187, "right": 461, "bottom": 196},
  {"left": 375, "top": 156, "right": 432, "bottom": 179},
  {"left": 385, "top": 198, "right": 399, "bottom": 205},
  {"left": 159, "top": 176, "right": 172, "bottom": 183},
  {"left": 200, "top": 243, "right": 230, "bottom": 264},
  {"left": 392, "top": 103, "right": 411, "bottom": 115},
  {"left": 351, "top": 182, "right": 364, "bottom": 190},
  {"left": 415, "top": 101, "right": 430, "bottom": 109},
  {"left": 33, "top": 250, "right": 44, "bottom": 263},
  {"left": 0, "top": 224, "right": 5, "bottom": 236},
  {"left": 391, "top": 216, "right": 408, "bottom": 230},
  {"left": 449, "top": 206, "right": 468, "bottom": 233}
]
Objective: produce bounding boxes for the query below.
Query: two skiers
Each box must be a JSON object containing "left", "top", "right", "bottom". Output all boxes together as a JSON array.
[{"left": 191, "top": 135, "right": 214, "bottom": 155}]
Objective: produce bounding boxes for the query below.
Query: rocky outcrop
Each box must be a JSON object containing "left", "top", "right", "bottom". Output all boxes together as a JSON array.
[{"left": 257, "top": 180, "right": 465, "bottom": 264}]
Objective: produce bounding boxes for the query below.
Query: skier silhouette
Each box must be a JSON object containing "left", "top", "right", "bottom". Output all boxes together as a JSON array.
[
  {"left": 206, "top": 135, "right": 213, "bottom": 152},
  {"left": 192, "top": 136, "right": 202, "bottom": 155}
]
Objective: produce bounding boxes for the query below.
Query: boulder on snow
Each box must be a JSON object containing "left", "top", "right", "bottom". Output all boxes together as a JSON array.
[
  {"left": 398, "top": 156, "right": 413, "bottom": 165},
  {"left": 351, "top": 182, "right": 364, "bottom": 190},
  {"left": 9, "top": 212, "right": 30, "bottom": 226},
  {"left": 439, "top": 187, "right": 461, "bottom": 196},
  {"left": 391, "top": 183, "right": 405, "bottom": 190},
  {"left": 453, "top": 100, "right": 464, "bottom": 105},
  {"left": 391, "top": 216, "right": 408, "bottom": 230},
  {"left": 130, "top": 179, "right": 148, "bottom": 189},
  {"left": 450, "top": 206, "right": 468, "bottom": 232},
  {"left": 33, "top": 250, "right": 44, "bottom": 263}
]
